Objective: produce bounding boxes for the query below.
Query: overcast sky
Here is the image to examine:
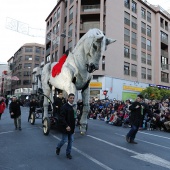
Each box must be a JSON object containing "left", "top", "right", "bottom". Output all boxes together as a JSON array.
[{"left": 0, "top": 0, "right": 170, "bottom": 64}]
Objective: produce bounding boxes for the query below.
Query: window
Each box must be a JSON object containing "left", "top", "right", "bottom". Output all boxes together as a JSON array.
[
  {"left": 141, "top": 22, "right": 146, "bottom": 34},
  {"left": 57, "top": 8, "right": 60, "bottom": 19},
  {"left": 69, "top": 7, "right": 73, "bottom": 21},
  {"left": 141, "top": 7, "right": 146, "bottom": 19},
  {"left": 124, "top": 46, "right": 130, "bottom": 58},
  {"left": 24, "top": 63, "right": 32, "bottom": 68},
  {"left": 46, "top": 55, "right": 50, "bottom": 63},
  {"left": 131, "top": 64, "right": 137, "bottom": 77},
  {"left": 53, "top": 25, "right": 57, "bottom": 34},
  {"left": 124, "top": 28, "right": 130, "bottom": 42},
  {"left": 147, "top": 39, "right": 151, "bottom": 51},
  {"left": 53, "top": 12, "right": 57, "bottom": 23},
  {"left": 131, "top": 48, "right": 137, "bottom": 60},
  {"left": 147, "top": 69, "right": 152, "bottom": 80},
  {"left": 141, "top": 52, "right": 146, "bottom": 64},
  {"left": 24, "top": 71, "right": 31, "bottom": 76},
  {"left": 35, "top": 47, "right": 41, "bottom": 54},
  {"left": 147, "top": 11, "right": 151, "bottom": 23},
  {"left": 147, "top": 25, "right": 151, "bottom": 37},
  {"left": 160, "top": 17, "right": 164, "bottom": 28},
  {"left": 23, "top": 80, "right": 30, "bottom": 85},
  {"left": 25, "top": 47, "right": 32, "bottom": 52},
  {"left": 124, "top": 62, "right": 130, "bottom": 75},
  {"left": 141, "top": 67, "right": 146, "bottom": 79},
  {"left": 147, "top": 54, "right": 151, "bottom": 65},
  {"left": 124, "top": 0, "right": 130, "bottom": 9},
  {"left": 132, "top": 16, "right": 137, "bottom": 30},
  {"left": 161, "top": 56, "right": 168, "bottom": 70},
  {"left": 132, "top": 1, "right": 137, "bottom": 13},
  {"left": 102, "top": 56, "right": 105, "bottom": 70},
  {"left": 161, "top": 31, "right": 168, "bottom": 44},
  {"left": 161, "top": 72, "right": 169, "bottom": 83},
  {"left": 165, "top": 21, "right": 168, "bottom": 31},
  {"left": 35, "top": 56, "right": 40, "bottom": 61},
  {"left": 124, "top": 12, "right": 130, "bottom": 26},
  {"left": 25, "top": 55, "right": 32, "bottom": 61},
  {"left": 141, "top": 37, "right": 146, "bottom": 49},
  {"left": 68, "top": 23, "right": 73, "bottom": 37},
  {"left": 132, "top": 32, "right": 137, "bottom": 45}
]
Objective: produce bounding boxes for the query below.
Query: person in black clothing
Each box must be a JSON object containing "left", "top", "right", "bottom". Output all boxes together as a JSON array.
[
  {"left": 9, "top": 96, "right": 23, "bottom": 130},
  {"left": 28, "top": 99, "right": 38, "bottom": 122},
  {"left": 56, "top": 93, "right": 75, "bottom": 159},
  {"left": 126, "top": 94, "right": 144, "bottom": 144},
  {"left": 5, "top": 98, "right": 9, "bottom": 108},
  {"left": 53, "top": 92, "right": 66, "bottom": 117}
]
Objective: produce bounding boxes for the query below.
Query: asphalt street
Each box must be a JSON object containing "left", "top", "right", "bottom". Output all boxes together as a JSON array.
[{"left": 0, "top": 106, "right": 170, "bottom": 170}]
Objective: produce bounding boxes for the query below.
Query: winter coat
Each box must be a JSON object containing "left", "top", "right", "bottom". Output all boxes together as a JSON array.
[
  {"left": 9, "top": 100, "right": 23, "bottom": 118},
  {"left": 58, "top": 103, "right": 75, "bottom": 134},
  {"left": 0, "top": 101, "right": 6, "bottom": 113},
  {"left": 129, "top": 101, "right": 143, "bottom": 126}
]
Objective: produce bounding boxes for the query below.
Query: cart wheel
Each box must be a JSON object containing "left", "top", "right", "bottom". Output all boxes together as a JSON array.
[
  {"left": 43, "top": 117, "right": 50, "bottom": 135},
  {"left": 30, "top": 112, "right": 35, "bottom": 125}
]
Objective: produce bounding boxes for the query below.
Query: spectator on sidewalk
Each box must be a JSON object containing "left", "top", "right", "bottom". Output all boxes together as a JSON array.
[{"left": 0, "top": 97, "right": 6, "bottom": 120}]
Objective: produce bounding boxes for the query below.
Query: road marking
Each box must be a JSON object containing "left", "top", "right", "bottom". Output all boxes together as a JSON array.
[
  {"left": 132, "top": 153, "right": 170, "bottom": 169},
  {"left": 0, "top": 131, "right": 14, "bottom": 135},
  {"left": 51, "top": 134, "right": 113, "bottom": 170},
  {"left": 87, "top": 134, "right": 170, "bottom": 170},
  {"left": 138, "top": 131, "right": 170, "bottom": 140},
  {"left": 115, "top": 133, "right": 170, "bottom": 150}
]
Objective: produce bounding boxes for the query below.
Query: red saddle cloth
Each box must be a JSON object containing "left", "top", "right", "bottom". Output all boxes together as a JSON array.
[{"left": 52, "top": 54, "right": 67, "bottom": 77}]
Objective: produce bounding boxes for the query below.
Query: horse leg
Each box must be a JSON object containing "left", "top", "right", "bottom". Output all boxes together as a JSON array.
[
  {"left": 80, "top": 86, "right": 90, "bottom": 134},
  {"left": 43, "top": 88, "right": 51, "bottom": 119}
]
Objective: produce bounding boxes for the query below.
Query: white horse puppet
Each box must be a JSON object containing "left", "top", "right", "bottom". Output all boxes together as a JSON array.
[{"left": 40, "top": 28, "right": 116, "bottom": 134}]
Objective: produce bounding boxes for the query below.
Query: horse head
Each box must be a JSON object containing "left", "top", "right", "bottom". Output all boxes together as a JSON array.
[{"left": 83, "top": 29, "right": 116, "bottom": 73}]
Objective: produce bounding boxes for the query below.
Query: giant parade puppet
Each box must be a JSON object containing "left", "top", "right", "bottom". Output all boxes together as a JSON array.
[{"left": 39, "top": 28, "right": 116, "bottom": 134}]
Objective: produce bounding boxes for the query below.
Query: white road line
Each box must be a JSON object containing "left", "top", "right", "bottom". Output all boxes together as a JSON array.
[
  {"left": 0, "top": 131, "right": 14, "bottom": 135},
  {"left": 138, "top": 131, "right": 170, "bottom": 140},
  {"left": 87, "top": 134, "right": 170, "bottom": 170},
  {"left": 87, "top": 135, "right": 138, "bottom": 155},
  {"left": 51, "top": 134, "right": 113, "bottom": 170},
  {"left": 115, "top": 133, "right": 170, "bottom": 150}
]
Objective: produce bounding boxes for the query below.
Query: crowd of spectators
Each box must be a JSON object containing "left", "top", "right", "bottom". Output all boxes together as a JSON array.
[{"left": 77, "top": 97, "right": 170, "bottom": 133}]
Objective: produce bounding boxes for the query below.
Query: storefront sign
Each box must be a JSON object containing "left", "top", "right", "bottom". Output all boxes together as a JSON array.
[
  {"left": 123, "top": 85, "right": 144, "bottom": 92},
  {"left": 90, "top": 82, "right": 102, "bottom": 88}
]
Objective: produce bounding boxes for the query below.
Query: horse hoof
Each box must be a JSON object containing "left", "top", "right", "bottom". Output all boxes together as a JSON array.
[
  {"left": 79, "top": 124, "right": 87, "bottom": 134},
  {"left": 80, "top": 131, "right": 85, "bottom": 135}
]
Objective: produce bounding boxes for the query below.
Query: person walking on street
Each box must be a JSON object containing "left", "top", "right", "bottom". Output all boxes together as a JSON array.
[
  {"left": 126, "top": 94, "right": 144, "bottom": 144},
  {"left": 0, "top": 97, "right": 6, "bottom": 120},
  {"left": 56, "top": 93, "right": 76, "bottom": 159},
  {"left": 9, "top": 96, "right": 23, "bottom": 130}
]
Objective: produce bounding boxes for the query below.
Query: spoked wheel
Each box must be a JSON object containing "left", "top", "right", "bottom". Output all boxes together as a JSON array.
[
  {"left": 43, "top": 117, "right": 50, "bottom": 136},
  {"left": 30, "top": 112, "right": 35, "bottom": 125}
]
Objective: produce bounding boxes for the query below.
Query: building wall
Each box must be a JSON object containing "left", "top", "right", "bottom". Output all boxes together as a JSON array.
[{"left": 44, "top": 0, "right": 170, "bottom": 100}]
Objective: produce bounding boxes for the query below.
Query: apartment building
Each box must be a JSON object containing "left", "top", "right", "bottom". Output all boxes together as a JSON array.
[
  {"left": 44, "top": 0, "right": 170, "bottom": 100},
  {"left": 10, "top": 43, "right": 45, "bottom": 96}
]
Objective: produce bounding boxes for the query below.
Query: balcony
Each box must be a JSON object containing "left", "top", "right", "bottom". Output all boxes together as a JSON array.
[
  {"left": 124, "top": 52, "right": 130, "bottom": 58},
  {"left": 132, "top": 38, "right": 137, "bottom": 45},
  {"left": 131, "top": 54, "right": 137, "bottom": 60},
  {"left": 124, "top": 18, "right": 130, "bottom": 26},
  {"left": 141, "top": 27, "right": 146, "bottom": 34},
  {"left": 81, "top": 22, "right": 100, "bottom": 32},
  {"left": 124, "top": 35, "right": 130, "bottom": 42},
  {"left": 161, "top": 50, "right": 168, "bottom": 58},
  {"left": 141, "top": 43, "right": 146, "bottom": 49},
  {"left": 82, "top": 5, "right": 100, "bottom": 13},
  {"left": 161, "top": 37, "right": 168, "bottom": 45},
  {"left": 132, "top": 22, "right": 137, "bottom": 30},
  {"left": 124, "top": 69, "right": 130, "bottom": 75}
]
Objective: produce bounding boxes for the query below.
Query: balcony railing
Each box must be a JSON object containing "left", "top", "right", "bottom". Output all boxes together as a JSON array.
[
  {"left": 161, "top": 50, "right": 168, "bottom": 58},
  {"left": 124, "top": 2, "right": 130, "bottom": 9},
  {"left": 132, "top": 7, "right": 137, "bottom": 13},
  {"left": 124, "top": 35, "right": 130, "bottom": 42},
  {"left": 141, "top": 58, "right": 146, "bottom": 63},
  {"left": 132, "top": 38, "right": 137, "bottom": 45},
  {"left": 147, "top": 45, "right": 151, "bottom": 52},
  {"left": 141, "top": 43, "right": 146, "bottom": 49},
  {"left": 161, "top": 37, "right": 168, "bottom": 45},
  {"left": 82, "top": 5, "right": 100, "bottom": 12},
  {"left": 147, "top": 60, "right": 151, "bottom": 65},
  {"left": 124, "top": 52, "right": 130, "bottom": 58},
  {"left": 141, "top": 27, "right": 146, "bottom": 34},
  {"left": 160, "top": 23, "right": 164, "bottom": 28},
  {"left": 82, "top": 22, "right": 100, "bottom": 32},
  {"left": 131, "top": 54, "right": 137, "bottom": 60},
  {"left": 147, "top": 17, "right": 151, "bottom": 23}
]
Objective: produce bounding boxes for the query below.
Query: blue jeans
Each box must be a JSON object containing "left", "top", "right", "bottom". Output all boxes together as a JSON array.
[
  {"left": 57, "top": 133, "right": 74, "bottom": 155},
  {"left": 127, "top": 125, "right": 139, "bottom": 141}
]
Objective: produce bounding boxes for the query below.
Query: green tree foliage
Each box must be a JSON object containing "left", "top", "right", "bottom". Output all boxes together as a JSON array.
[{"left": 140, "top": 87, "right": 170, "bottom": 100}]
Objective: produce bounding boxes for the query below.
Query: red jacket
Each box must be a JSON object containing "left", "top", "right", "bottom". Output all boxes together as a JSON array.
[{"left": 0, "top": 101, "right": 6, "bottom": 113}]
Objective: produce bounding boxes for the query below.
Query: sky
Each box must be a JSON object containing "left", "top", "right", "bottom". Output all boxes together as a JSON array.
[{"left": 0, "top": 0, "right": 170, "bottom": 64}]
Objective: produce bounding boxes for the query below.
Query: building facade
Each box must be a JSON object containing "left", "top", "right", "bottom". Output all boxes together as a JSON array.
[
  {"left": 44, "top": 0, "right": 170, "bottom": 100},
  {"left": 9, "top": 43, "right": 45, "bottom": 97}
]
